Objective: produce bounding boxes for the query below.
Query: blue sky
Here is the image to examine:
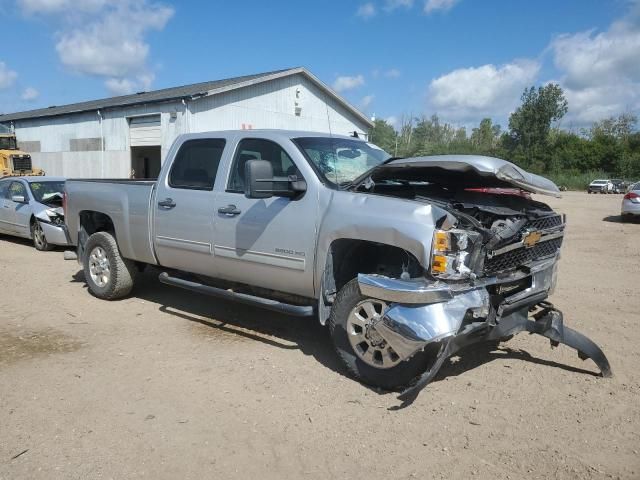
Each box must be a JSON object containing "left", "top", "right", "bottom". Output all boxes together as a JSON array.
[{"left": 0, "top": 0, "right": 638, "bottom": 129}]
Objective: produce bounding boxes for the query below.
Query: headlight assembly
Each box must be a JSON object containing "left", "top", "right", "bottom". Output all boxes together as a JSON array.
[
  {"left": 45, "top": 209, "right": 65, "bottom": 226},
  {"left": 431, "top": 229, "right": 480, "bottom": 280}
]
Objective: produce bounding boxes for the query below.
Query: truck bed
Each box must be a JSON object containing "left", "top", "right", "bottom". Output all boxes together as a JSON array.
[{"left": 65, "top": 179, "right": 158, "bottom": 265}]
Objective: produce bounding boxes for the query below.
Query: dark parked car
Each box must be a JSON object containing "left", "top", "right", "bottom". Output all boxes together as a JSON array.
[{"left": 611, "top": 179, "right": 625, "bottom": 194}]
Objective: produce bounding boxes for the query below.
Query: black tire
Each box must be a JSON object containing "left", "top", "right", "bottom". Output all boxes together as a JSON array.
[
  {"left": 31, "top": 220, "right": 54, "bottom": 251},
  {"left": 329, "top": 278, "right": 436, "bottom": 391},
  {"left": 83, "top": 231, "right": 137, "bottom": 300}
]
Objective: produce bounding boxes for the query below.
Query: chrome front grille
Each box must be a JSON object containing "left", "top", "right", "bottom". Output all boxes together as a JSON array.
[
  {"left": 485, "top": 214, "right": 564, "bottom": 274},
  {"left": 485, "top": 237, "right": 563, "bottom": 274},
  {"left": 525, "top": 214, "right": 563, "bottom": 232}
]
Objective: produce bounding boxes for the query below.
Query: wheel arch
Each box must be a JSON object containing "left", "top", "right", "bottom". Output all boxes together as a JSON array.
[
  {"left": 317, "top": 238, "right": 424, "bottom": 325},
  {"left": 77, "top": 210, "right": 117, "bottom": 260}
]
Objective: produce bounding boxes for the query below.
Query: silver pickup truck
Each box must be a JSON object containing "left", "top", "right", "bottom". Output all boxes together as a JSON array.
[{"left": 65, "top": 130, "right": 611, "bottom": 402}]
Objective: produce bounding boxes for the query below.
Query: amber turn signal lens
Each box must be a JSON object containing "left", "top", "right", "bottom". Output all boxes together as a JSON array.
[
  {"left": 432, "top": 255, "right": 447, "bottom": 273},
  {"left": 434, "top": 231, "right": 449, "bottom": 252}
]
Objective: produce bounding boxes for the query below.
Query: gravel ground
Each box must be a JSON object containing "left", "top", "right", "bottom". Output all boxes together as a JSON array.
[{"left": 0, "top": 191, "right": 639, "bottom": 479}]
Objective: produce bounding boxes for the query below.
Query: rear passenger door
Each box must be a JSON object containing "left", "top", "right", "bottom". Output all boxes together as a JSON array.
[{"left": 153, "top": 137, "right": 227, "bottom": 276}]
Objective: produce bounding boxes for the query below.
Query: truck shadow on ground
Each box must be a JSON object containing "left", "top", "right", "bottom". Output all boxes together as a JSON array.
[
  {"left": 436, "top": 341, "right": 599, "bottom": 382},
  {"left": 71, "top": 268, "right": 601, "bottom": 396},
  {"left": 72, "top": 268, "right": 346, "bottom": 379}
]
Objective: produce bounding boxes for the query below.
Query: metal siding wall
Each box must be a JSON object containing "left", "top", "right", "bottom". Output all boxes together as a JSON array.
[
  {"left": 12, "top": 102, "right": 186, "bottom": 177},
  {"left": 191, "top": 74, "right": 370, "bottom": 136},
  {"left": 11, "top": 74, "right": 370, "bottom": 178}
]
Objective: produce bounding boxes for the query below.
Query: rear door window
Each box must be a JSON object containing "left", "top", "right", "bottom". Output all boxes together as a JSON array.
[{"left": 168, "top": 139, "right": 226, "bottom": 190}]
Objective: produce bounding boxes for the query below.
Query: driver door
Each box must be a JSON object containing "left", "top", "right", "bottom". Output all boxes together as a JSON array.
[
  {"left": 4, "top": 181, "right": 30, "bottom": 237},
  {"left": 212, "top": 137, "right": 318, "bottom": 297}
]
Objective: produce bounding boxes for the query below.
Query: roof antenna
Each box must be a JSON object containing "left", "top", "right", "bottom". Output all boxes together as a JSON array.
[{"left": 323, "top": 92, "right": 338, "bottom": 184}]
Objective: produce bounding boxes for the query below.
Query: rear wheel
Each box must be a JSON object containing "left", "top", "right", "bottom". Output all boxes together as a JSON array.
[
  {"left": 329, "top": 278, "right": 436, "bottom": 390},
  {"left": 83, "top": 231, "right": 137, "bottom": 300},
  {"left": 31, "top": 220, "right": 53, "bottom": 251}
]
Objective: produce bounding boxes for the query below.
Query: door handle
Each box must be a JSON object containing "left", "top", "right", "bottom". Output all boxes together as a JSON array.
[
  {"left": 158, "top": 198, "right": 176, "bottom": 209},
  {"left": 218, "top": 204, "right": 241, "bottom": 216}
]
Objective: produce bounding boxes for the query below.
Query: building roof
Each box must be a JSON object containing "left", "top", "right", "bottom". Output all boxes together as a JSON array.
[{"left": 0, "top": 67, "right": 372, "bottom": 128}]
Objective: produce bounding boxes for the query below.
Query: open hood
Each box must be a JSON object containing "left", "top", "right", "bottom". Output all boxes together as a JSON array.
[{"left": 370, "top": 155, "right": 561, "bottom": 198}]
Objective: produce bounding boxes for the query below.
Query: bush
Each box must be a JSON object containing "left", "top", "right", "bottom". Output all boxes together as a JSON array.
[{"left": 546, "top": 170, "right": 610, "bottom": 191}]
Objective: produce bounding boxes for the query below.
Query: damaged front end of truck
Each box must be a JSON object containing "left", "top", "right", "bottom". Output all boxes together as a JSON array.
[{"left": 348, "top": 155, "right": 611, "bottom": 405}]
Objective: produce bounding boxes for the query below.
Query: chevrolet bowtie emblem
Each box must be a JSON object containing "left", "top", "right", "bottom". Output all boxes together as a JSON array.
[{"left": 523, "top": 230, "right": 543, "bottom": 248}]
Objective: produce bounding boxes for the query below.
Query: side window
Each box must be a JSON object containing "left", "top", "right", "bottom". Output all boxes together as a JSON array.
[
  {"left": 0, "top": 181, "right": 8, "bottom": 199},
  {"left": 227, "top": 138, "right": 300, "bottom": 192},
  {"left": 168, "top": 138, "right": 226, "bottom": 190},
  {"left": 9, "top": 181, "right": 27, "bottom": 199}
]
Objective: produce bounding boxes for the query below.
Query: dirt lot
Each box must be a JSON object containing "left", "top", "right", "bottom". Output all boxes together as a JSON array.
[{"left": 0, "top": 191, "right": 639, "bottom": 479}]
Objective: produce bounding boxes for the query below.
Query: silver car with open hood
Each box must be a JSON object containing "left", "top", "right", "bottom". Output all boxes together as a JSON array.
[{"left": 0, "top": 176, "right": 70, "bottom": 250}]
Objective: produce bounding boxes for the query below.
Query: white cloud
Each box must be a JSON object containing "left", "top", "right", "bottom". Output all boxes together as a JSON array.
[
  {"left": 333, "top": 74, "right": 365, "bottom": 93},
  {"left": 21, "top": 87, "right": 39, "bottom": 101},
  {"left": 105, "top": 73, "right": 154, "bottom": 95},
  {"left": 18, "top": 0, "right": 106, "bottom": 14},
  {"left": 384, "top": 68, "right": 401, "bottom": 78},
  {"left": 384, "top": 0, "right": 413, "bottom": 11},
  {"left": 385, "top": 115, "right": 398, "bottom": 127},
  {"left": 427, "top": 60, "right": 540, "bottom": 122},
  {"left": 360, "top": 94, "right": 374, "bottom": 109},
  {"left": 18, "top": 0, "right": 173, "bottom": 95},
  {"left": 424, "top": 0, "right": 460, "bottom": 14},
  {"left": 0, "top": 62, "right": 17, "bottom": 89},
  {"left": 356, "top": 3, "right": 376, "bottom": 18},
  {"left": 550, "top": 13, "right": 640, "bottom": 124}
]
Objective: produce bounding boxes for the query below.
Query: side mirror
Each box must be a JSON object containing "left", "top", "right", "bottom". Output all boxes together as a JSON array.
[
  {"left": 245, "top": 159, "right": 274, "bottom": 199},
  {"left": 244, "top": 159, "right": 308, "bottom": 199},
  {"left": 11, "top": 195, "right": 26, "bottom": 203}
]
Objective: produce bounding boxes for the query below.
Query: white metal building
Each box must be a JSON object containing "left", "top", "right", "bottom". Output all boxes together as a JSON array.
[{"left": 0, "top": 68, "right": 372, "bottom": 178}]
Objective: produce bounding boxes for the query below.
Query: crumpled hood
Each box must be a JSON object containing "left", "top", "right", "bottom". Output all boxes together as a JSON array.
[{"left": 371, "top": 155, "right": 561, "bottom": 198}]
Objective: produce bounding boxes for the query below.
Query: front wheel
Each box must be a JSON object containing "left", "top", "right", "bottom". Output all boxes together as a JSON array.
[
  {"left": 83, "top": 231, "right": 137, "bottom": 300},
  {"left": 31, "top": 220, "right": 53, "bottom": 251},
  {"left": 329, "top": 279, "right": 436, "bottom": 390}
]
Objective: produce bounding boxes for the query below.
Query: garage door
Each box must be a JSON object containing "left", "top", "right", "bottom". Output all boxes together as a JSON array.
[{"left": 130, "top": 115, "right": 161, "bottom": 147}]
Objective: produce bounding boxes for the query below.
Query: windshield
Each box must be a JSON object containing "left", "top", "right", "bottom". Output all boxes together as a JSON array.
[
  {"left": 29, "top": 181, "right": 65, "bottom": 204},
  {"left": 293, "top": 137, "right": 391, "bottom": 187},
  {"left": 592, "top": 180, "right": 607, "bottom": 184},
  {"left": 0, "top": 136, "right": 17, "bottom": 150}
]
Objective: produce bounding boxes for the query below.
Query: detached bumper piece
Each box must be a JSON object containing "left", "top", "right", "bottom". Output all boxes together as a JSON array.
[{"left": 396, "top": 302, "right": 612, "bottom": 407}]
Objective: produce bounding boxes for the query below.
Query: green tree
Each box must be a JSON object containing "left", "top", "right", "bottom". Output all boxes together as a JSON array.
[
  {"left": 470, "top": 118, "right": 501, "bottom": 154},
  {"left": 507, "top": 84, "right": 568, "bottom": 170},
  {"left": 369, "top": 119, "right": 397, "bottom": 154}
]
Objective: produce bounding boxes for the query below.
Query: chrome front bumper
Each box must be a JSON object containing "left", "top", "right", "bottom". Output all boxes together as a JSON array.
[
  {"left": 40, "top": 221, "right": 71, "bottom": 246},
  {"left": 358, "top": 257, "right": 558, "bottom": 361}
]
